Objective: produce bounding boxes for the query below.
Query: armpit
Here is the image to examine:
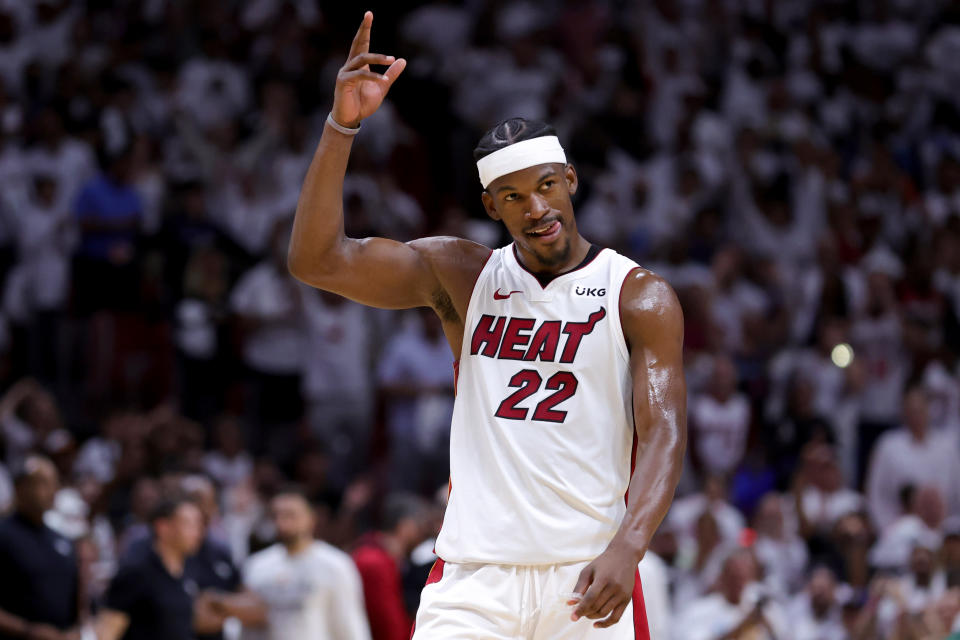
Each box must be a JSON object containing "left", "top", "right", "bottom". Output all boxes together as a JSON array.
[{"left": 431, "top": 287, "right": 459, "bottom": 323}]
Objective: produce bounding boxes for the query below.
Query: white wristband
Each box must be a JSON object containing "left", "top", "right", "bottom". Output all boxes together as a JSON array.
[{"left": 327, "top": 112, "right": 361, "bottom": 136}]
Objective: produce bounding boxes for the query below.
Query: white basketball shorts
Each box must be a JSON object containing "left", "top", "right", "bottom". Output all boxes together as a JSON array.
[{"left": 411, "top": 559, "right": 650, "bottom": 639}]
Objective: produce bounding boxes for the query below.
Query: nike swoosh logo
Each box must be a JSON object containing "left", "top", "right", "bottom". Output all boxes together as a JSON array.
[{"left": 494, "top": 289, "right": 523, "bottom": 300}]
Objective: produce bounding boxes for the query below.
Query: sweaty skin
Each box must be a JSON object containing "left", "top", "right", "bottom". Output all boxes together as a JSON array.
[{"left": 287, "top": 10, "right": 686, "bottom": 630}]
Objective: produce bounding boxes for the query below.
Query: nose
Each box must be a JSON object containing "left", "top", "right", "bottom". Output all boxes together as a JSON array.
[{"left": 527, "top": 193, "right": 549, "bottom": 220}]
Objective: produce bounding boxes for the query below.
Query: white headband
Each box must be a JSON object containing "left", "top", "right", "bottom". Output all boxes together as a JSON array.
[{"left": 476, "top": 136, "right": 567, "bottom": 189}]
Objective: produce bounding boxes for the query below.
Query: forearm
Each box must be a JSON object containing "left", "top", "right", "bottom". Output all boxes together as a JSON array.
[
  {"left": 610, "top": 419, "right": 685, "bottom": 561},
  {"left": 716, "top": 611, "right": 762, "bottom": 640},
  {"left": 287, "top": 123, "right": 356, "bottom": 280},
  {"left": 0, "top": 608, "right": 31, "bottom": 637},
  {"left": 214, "top": 592, "right": 267, "bottom": 626}
]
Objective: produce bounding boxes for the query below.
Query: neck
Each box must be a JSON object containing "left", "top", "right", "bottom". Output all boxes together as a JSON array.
[
  {"left": 283, "top": 535, "right": 313, "bottom": 555},
  {"left": 16, "top": 508, "right": 45, "bottom": 527},
  {"left": 153, "top": 540, "right": 185, "bottom": 576}
]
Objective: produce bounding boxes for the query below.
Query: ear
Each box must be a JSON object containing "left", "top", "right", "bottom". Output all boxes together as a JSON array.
[
  {"left": 564, "top": 164, "right": 578, "bottom": 196},
  {"left": 481, "top": 191, "right": 501, "bottom": 221}
]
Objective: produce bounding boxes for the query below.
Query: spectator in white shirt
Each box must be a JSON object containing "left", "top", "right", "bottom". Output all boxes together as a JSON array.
[
  {"left": 230, "top": 222, "right": 306, "bottom": 439},
  {"left": 752, "top": 492, "right": 808, "bottom": 596},
  {"left": 377, "top": 309, "right": 455, "bottom": 493},
  {"left": 674, "top": 548, "right": 789, "bottom": 640},
  {"left": 242, "top": 488, "right": 370, "bottom": 640},
  {"left": 690, "top": 354, "right": 751, "bottom": 478},
  {"left": 870, "top": 485, "right": 945, "bottom": 571},
  {"left": 794, "top": 443, "right": 864, "bottom": 538},
  {"left": 787, "top": 566, "right": 847, "bottom": 640},
  {"left": 866, "top": 386, "right": 960, "bottom": 531},
  {"left": 669, "top": 474, "right": 745, "bottom": 546},
  {"left": 301, "top": 290, "right": 379, "bottom": 488},
  {"left": 202, "top": 415, "right": 253, "bottom": 492}
]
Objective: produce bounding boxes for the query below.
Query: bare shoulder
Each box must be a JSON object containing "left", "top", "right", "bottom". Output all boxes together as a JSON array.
[{"left": 619, "top": 267, "right": 683, "bottom": 343}]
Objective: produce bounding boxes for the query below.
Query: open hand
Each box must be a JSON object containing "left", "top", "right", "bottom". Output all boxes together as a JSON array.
[
  {"left": 569, "top": 546, "right": 637, "bottom": 629},
  {"left": 332, "top": 11, "right": 406, "bottom": 128}
]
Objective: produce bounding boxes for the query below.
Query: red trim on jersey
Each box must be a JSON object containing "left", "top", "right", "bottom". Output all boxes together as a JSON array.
[
  {"left": 409, "top": 559, "right": 446, "bottom": 639},
  {"left": 452, "top": 360, "right": 460, "bottom": 394},
  {"left": 618, "top": 266, "right": 643, "bottom": 354},
  {"left": 632, "top": 568, "right": 650, "bottom": 639},
  {"left": 626, "top": 406, "right": 649, "bottom": 637}
]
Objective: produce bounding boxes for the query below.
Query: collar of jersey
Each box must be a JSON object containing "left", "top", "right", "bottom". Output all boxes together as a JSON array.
[{"left": 507, "top": 243, "right": 606, "bottom": 302}]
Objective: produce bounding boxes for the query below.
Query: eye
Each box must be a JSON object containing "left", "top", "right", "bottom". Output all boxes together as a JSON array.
[
  {"left": 540, "top": 180, "right": 555, "bottom": 191},
  {"left": 504, "top": 193, "right": 518, "bottom": 202}
]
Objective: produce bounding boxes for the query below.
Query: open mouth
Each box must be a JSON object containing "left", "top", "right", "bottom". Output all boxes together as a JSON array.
[{"left": 526, "top": 220, "right": 561, "bottom": 240}]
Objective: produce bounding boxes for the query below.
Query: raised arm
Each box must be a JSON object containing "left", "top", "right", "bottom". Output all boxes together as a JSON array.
[
  {"left": 288, "top": 11, "right": 440, "bottom": 309},
  {"left": 571, "top": 269, "right": 686, "bottom": 629}
]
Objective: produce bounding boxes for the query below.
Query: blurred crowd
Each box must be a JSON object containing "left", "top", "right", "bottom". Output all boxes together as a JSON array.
[{"left": 1, "top": 0, "right": 960, "bottom": 638}]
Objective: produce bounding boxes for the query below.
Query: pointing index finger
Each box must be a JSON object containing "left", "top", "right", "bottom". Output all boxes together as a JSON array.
[{"left": 348, "top": 11, "right": 373, "bottom": 60}]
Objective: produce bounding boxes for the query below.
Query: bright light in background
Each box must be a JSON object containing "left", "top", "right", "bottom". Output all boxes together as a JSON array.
[{"left": 831, "top": 343, "right": 854, "bottom": 368}]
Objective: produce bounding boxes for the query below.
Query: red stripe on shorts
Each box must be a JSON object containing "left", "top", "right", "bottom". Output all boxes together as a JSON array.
[
  {"left": 633, "top": 568, "right": 650, "bottom": 640},
  {"left": 409, "top": 559, "right": 446, "bottom": 639}
]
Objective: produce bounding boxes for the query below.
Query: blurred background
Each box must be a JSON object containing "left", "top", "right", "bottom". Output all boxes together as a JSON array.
[{"left": 1, "top": 0, "right": 960, "bottom": 639}]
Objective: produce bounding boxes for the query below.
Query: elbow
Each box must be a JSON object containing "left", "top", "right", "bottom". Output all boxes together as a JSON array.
[
  {"left": 286, "top": 249, "right": 310, "bottom": 283},
  {"left": 287, "top": 237, "right": 342, "bottom": 286},
  {"left": 287, "top": 247, "right": 328, "bottom": 286}
]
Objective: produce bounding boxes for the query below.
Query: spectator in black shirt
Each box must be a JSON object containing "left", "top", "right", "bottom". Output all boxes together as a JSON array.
[
  {"left": 92, "top": 496, "right": 216, "bottom": 640},
  {"left": 119, "top": 477, "right": 265, "bottom": 640},
  {"left": 0, "top": 455, "right": 79, "bottom": 640}
]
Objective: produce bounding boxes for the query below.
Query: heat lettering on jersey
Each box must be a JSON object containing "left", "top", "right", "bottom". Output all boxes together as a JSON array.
[{"left": 470, "top": 307, "right": 607, "bottom": 363}]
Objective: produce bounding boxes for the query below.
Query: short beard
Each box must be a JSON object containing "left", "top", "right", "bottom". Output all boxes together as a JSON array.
[{"left": 532, "top": 237, "right": 571, "bottom": 269}]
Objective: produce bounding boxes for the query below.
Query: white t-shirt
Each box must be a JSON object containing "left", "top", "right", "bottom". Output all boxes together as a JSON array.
[
  {"left": 691, "top": 393, "right": 751, "bottom": 476},
  {"left": 801, "top": 487, "right": 864, "bottom": 532},
  {"left": 866, "top": 428, "right": 960, "bottom": 530},
  {"left": 673, "top": 583, "right": 789, "bottom": 640},
  {"left": 787, "top": 594, "right": 847, "bottom": 640},
  {"left": 242, "top": 541, "right": 370, "bottom": 640},
  {"left": 230, "top": 262, "right": 306, "bottom": 375}
]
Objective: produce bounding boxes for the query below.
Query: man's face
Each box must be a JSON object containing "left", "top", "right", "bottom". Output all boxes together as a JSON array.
[
  {"left": 18, "top": 458, "right": 59, "bottom": 516},
  {"left": 808, "top": 568, "right": 836, "bottom": 616},
  {"left": 271, "top": 495, "right": 314, "bottom": 546},
  {"left": 720, "top": 552, "right": 757, "bottom": 603},
  {"left": 160, "top": 503, "right": 205, "bottom": 556},
  {"left": 903, "top": 388, "right": 928, "bottom": 436},
  {"left": 482, "top": 163, "right": 578, "bottom": 272}
]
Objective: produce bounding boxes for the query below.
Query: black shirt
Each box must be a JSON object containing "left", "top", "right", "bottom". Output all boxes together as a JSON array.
[
  {"left": 123, "top": 535, "right": 239, "bottom": 640},
  {"left": 104, "top": 549, "right": 197, "bottom": 640},
  {"left": 185, "top": 539, "right": 240, "bottom": 640},
  {"left": 0, "top": 514, "right": 78, "bottom": 639}
]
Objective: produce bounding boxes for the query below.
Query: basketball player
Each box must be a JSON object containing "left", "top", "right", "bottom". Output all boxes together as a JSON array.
[{"left": 288, "top": 12, "right": 686, "bottom": 639}]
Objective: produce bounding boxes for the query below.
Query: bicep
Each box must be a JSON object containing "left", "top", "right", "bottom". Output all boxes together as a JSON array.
[
  {"left": 622, "top": 273, "right": 687, "bottom": 445},
  {"left": 289, "top": 235, "right": 439, "bottom": 310}
]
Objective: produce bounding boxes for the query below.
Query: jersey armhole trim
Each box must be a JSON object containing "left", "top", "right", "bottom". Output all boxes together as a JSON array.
[
  {"left": 613, "top": 265, "right": 642, "bottom": 366},
  {"left": 458, "top": 248, "right": 495, "bottom": 361}
]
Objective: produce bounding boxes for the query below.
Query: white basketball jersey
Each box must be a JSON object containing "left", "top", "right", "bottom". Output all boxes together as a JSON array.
[{"left": 435, "top": 244, "right": 641, "bottom": 565}]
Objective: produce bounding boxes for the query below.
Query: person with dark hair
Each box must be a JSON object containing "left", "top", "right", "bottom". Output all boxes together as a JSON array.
[
  {"left": 0, "top": 455, "right": 80, "bottom": 640},
  {"left": 287, "top": 11, "right": 686, "bottom": 640},
  {"left": 866, "top": 386, "right": 960, "bottom": 531},
  {"left": 350, "top": 493, "right": 429, "bottom": 640},
  {"left": 91, "top": 495, "right": 212, "bottom": 640},
  {"left": 243, "top": 487, "right": 369, "bottom": 640}
]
